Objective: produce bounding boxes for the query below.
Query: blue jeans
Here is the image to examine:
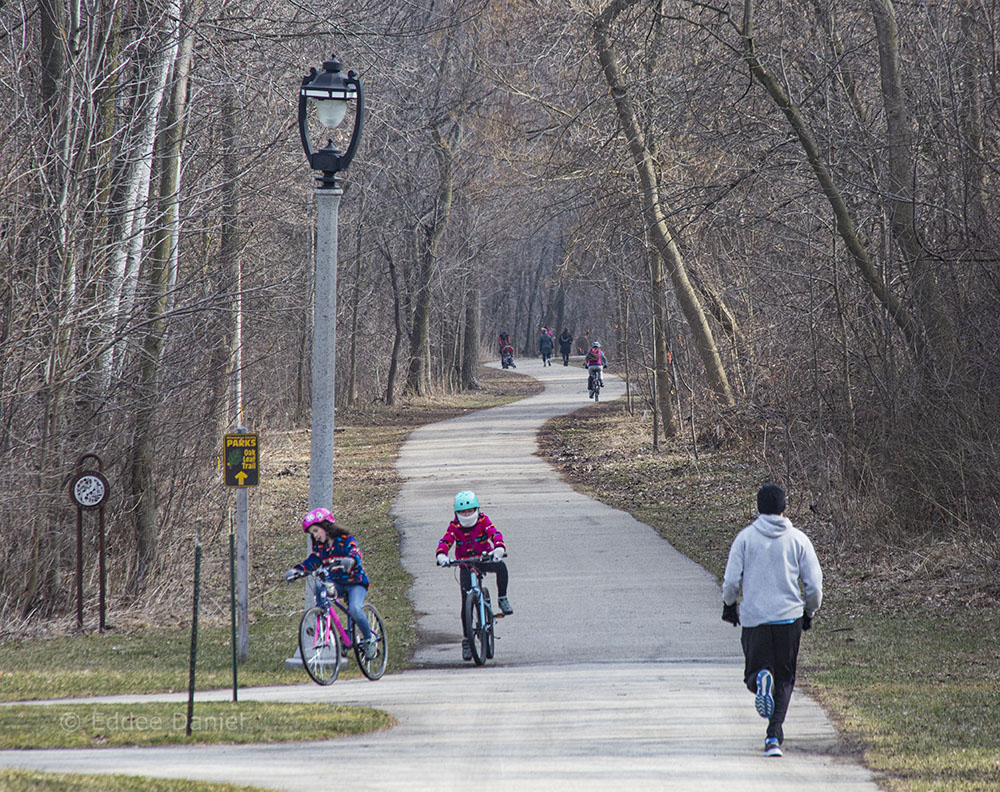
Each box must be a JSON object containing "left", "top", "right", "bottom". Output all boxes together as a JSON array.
[{"left": 316, "top": 581, "right": 372, "bottom": 640}]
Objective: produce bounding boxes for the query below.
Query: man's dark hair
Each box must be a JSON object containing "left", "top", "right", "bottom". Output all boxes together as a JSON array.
[{"left": 757, "top": 484, "right": 786, "bottom": 515}]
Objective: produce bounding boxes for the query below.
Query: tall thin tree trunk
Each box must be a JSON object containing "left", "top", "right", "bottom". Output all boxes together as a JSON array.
[
  {"left": 406, "top": 129, "right": 455, "bottom": 396},
  {"left": 869, "top": 0, "right": 953, "bottom": 365},
  {"left": 24, "top": 0, "right": 82, "bottom": 614},
  {"left": 740, "top": 0, "right": 922, "bottom": 358},
  {"left": 384, "top": 250, "right": 404, "bottom": 406},
  {"left": 99, "top": 2, "right": 179, "bottom": 395},
  {"left": 594, "top": 0, "right": 734, "bottom": 412},
  {"left": 462, "top": 283, "right": 482, "bottom": 390},
  {"left": 130, "top": 0, "right": 192, "bottom": 592}
]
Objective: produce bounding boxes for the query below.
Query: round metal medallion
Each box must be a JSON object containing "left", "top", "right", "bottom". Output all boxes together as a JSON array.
[{"left": 71, "top": 472, "right": 109, "bottom": 509}]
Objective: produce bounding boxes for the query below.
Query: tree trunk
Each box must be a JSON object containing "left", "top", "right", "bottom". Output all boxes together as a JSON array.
[
  {"left": 957, "top": 7, "right": 987, "bottom": 245},
  {"left": 869, "top": 0, "right": 953, "bottom": 365},
  {"left": 406, "top": 128, "right": 456, "bottom": 396},
  {"left": 129, "top": 0, "right": 191, "bottom": 593},
  {"left": 99, "top": 2, "right": 179, "bottom": 395},
  {"left": 594, "top": 0, "right": 734, "bottom": 411},
  {"left": 462, "top": 284, "right": 482, "bottom": 390},
  {"left": 23, "top": 0, "right": 82, "bottom": 614},
  {"left": 384, "top": 248, "right": 404, "bottom": 406},
  {"left": 739, "top": 0, "right": 923, "bottom": 358}
]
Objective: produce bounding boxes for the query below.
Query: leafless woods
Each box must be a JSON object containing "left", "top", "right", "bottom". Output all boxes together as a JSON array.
[{"left": 1, "top": 0, "right": 997, "bottom": 623}]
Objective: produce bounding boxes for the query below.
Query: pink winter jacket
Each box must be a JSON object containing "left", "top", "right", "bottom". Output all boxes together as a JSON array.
[{"left": 436, "top": 513, "right": 505, "bottom": 559}]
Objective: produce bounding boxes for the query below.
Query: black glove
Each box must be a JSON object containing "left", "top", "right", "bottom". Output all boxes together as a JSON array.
[
  {"left": 802, "top": 612, "right": 812, "bottom": 631},
  {"left": 722, "top": 602, "right": 739, "bottom": 626}
]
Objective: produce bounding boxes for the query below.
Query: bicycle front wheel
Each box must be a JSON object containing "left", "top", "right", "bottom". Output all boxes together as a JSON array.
[
  {"left": 464, "top": 590, "right": 488, "bottom": 666},
  {"left": 352, "top": 603, "right": 388, "bottom": 680},
  {"left": 485, "top": 606, "right": 496, "bottom": 659},
  {"left": 298, "top": 606, "right": 341, "bottom": 685},
  {"left": 483, "top": 589, "right": 496, "bottom": 660}
]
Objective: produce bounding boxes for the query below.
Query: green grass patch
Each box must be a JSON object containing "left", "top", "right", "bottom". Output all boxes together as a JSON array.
[
  {"left": 0, "top": 364, "right": 539, "bottom": 753},
  {"left": 538, "top": 403, "right": 1000, "bottom": 792},
  {"left": 0, "top": 700, "right": 390, "bottom": 749},
  {"left": 0, "top": 769, "right": 271, "bottom": 792}
]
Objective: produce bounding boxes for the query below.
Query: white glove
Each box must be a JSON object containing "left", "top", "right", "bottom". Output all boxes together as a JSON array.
[
  {"left": 491, "top": 547, "right": 505, "bottom": 562},
  {"left": 436, "top": 553, "right": 449, "bottom": 566},
  {"left": 339, "top": 556, "right": 355, "bottom": 572},
  {"left": 284, "top": 568, "right": 300, "bottom": 581}
]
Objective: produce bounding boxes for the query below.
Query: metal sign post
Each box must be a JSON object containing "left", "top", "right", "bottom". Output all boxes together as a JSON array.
[
  {"left": 69, "top": 454, "right": 110, "bottom": 630},
  {"left": 224, "top": 429, "right": 258, "bottom": 662}
]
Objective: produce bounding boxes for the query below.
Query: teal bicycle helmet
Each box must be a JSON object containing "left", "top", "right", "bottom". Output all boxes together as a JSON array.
[{"left": 454, "top": 490, "right": 479, "bottom": 511}]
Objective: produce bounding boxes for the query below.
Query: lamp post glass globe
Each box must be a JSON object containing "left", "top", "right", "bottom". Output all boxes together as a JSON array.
[{"left": 314, "top": 98, "right": 347, "bottom": 129}]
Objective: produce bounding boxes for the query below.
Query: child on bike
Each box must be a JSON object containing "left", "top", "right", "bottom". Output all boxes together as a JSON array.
[
  {"left": 435, "top": 490, "right": 512, "bottom": 661},
  {"left": 285, "top": 508, "right": 377, "bottom": 659},
  {"left": 584, "top": 341, "right": 608, "bottom": 397}
]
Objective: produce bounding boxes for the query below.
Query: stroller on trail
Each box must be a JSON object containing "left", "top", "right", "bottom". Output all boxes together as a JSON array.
[{"left": 498, "top": 332, "right": 516, "bottom": 369}]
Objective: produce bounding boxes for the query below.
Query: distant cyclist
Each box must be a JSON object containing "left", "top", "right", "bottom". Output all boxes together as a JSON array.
[
  {"left": 584, "top": 341, "right": 608, "bottom": 397},
  {"left": 435, "top": 490, "right": 513, "bottom": 661}
]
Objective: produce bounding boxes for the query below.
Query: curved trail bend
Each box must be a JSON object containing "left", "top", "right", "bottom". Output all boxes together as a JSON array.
[{"left": 0, "top": 362, "right": 877, "bottom": 790}]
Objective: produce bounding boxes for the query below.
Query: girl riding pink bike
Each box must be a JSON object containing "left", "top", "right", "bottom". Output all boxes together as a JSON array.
[{"left": 285, "top": 508, "right": 377, "bottom": 660}]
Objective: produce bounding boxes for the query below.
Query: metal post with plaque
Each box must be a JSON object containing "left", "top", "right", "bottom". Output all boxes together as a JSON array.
[
  {"left": 69, "top": 454, "right": 110, "bottom": 630},
  {"left": 224, "top": 428, "right": 258, "bottom": 664}
]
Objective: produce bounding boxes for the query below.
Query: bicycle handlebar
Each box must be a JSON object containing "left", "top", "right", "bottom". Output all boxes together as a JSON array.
[
  {"left": 443, "top": 553, "right": 507, "bottom": 567},
  {"left": 283, "top": 557, "right": 350, "bottom": 582}
]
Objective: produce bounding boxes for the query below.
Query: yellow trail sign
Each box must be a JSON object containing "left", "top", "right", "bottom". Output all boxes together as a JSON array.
[{"left": 224, "top": 433, "right": 259, "bottom": 487}]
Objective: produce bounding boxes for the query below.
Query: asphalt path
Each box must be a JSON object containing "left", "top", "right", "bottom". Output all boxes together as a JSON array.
[{"left": 0, "top": 359, "right": 879, "bottom": 790}]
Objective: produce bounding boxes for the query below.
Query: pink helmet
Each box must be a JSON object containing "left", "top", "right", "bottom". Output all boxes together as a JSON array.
[{"left": 302, "top": 507, "right": 335, "bottom": 532}]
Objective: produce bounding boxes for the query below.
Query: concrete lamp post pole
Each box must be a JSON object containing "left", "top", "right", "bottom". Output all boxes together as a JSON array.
[{"left": 286, "top": 55, "right": 363, "bottom": 669}]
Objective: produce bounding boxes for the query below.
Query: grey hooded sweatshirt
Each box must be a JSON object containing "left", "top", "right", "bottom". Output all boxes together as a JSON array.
[{"left": 722, "top": 514, "right": 823, "bottom": 628}]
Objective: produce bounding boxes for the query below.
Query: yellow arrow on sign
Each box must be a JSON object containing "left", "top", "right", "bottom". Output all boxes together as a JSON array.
[{"left": 235, "top": 471, "right": 248, "bottom": 485}]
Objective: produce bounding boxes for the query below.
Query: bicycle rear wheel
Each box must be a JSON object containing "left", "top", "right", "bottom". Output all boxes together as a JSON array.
[
  {"left": 298, "top": 606, "right": 341, "bottom": 685},
  {"left": 463, "top": 590, "right": 488, "bottom": 666},
  {"left": 352, "top": 603, "right": 388, "bottom": 680}
]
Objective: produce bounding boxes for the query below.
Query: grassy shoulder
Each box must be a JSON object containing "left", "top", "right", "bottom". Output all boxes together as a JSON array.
[
  {"left": 0, "top": 367, "right": 540, "bottom": 711},
  {"left": 0, "top": 770, "right": 273, "bottom": 792},
  {"left": 538, "top": 402, "right": 1000, "bottom": 792},
  {"left": 0, "top": 700, "right": 391, "bottom": 749}
]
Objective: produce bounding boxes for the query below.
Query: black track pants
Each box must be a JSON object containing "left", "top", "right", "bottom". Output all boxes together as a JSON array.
[{"left": 741, "top": 619, "right": 803, "bottom": 740}]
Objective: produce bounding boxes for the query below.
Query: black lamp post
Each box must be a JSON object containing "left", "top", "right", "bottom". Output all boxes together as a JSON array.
[{"left": 298, "top": 56, "right": 364, "bottom": 188}]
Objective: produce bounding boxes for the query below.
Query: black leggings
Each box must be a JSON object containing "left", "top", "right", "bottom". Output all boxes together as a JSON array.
[
  {"left": 741, "top": 620, "right": 803, "bottom": 740},
  {"left": 459, "top": 561, "right": 508, "bottom": 634}
]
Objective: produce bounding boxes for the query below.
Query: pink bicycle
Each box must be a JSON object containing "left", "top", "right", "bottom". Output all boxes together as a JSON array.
[{"left": 287, "top": 566, "right": 388, "bottom": 685}]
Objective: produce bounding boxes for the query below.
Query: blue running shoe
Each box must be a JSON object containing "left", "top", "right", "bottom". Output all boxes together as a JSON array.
[
  {"left": 755, "top": 669, "right": 775, "bottom": 718},
  {"left": 764, "top": 737, "right": 782, "bottom": 757}
]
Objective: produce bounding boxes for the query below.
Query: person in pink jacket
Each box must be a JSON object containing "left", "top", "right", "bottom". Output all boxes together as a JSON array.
[{"left": 436, "top": 490, "right": 513, "bottom": 660}]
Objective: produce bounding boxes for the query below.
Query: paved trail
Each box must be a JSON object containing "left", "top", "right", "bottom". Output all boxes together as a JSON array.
[{"left": 0, "top": 361, "right": 879, "bottom": 790}]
